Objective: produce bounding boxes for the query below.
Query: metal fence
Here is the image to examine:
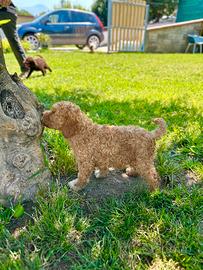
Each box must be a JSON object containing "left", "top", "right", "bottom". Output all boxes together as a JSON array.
[{"left": 108, "top": 0, "right": 149, "bottom": 52}]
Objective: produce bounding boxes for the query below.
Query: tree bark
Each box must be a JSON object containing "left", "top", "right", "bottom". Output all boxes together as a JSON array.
[{"left": 0, "top": 64, "right": 50, "bottom": 205}]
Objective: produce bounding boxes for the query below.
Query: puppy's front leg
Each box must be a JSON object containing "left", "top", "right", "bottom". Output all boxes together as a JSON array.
[
  {"left": 27, "top": 69, "right": 33, "bottom": 78},
  {"left": 95, "top": 167, "right": 108, "bottom": 178},
  {"left": 68, "top": 162, "right": 93, "bottom": 191}
]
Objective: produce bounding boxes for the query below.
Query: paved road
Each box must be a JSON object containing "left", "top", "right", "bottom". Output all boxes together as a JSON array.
[{"left": 50, "top": 46, "right": 108, "bottom": 53}]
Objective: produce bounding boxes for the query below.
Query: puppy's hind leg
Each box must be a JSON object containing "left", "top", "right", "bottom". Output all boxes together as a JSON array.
[
  {"left": 41, "top": 69, "right": 46, "bottom": 76},
  {"left": 136, "top": 162, "right": 160, "bottom": 191},
  {"left": 68, "top": 162, "right": 94, "bottom": 191},
  {"left": 126, "top": 167, "right": 138, "bottom": 177},
  {"left": 95, "top": 167, "right": 108, "bottom": 178},
  {"left": 46, "top": 65, "right": 52, "bottom": 72}
]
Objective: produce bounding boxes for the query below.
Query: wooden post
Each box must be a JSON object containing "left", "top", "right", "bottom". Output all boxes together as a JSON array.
[{"left": 0, "top": 65, "right": 50, "bottom": 205}]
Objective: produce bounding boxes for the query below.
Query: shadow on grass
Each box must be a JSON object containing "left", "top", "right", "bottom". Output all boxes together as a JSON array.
[
  {"left": 3, "top": 181, "right": 202, "bottom": 270},
  {"left": 34, "top": 87, "right": 203, "bottom": 128},
  {"left": 2, "top": 89, "right": 202, "bottom": 270}
]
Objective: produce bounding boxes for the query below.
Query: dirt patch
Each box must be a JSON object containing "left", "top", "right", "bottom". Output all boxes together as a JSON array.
[
  {"left": 7, "top": 171, "right": 146, "bottom": 234},
  {"left": 6, "top": 169, "right": 202, "bottom": 235},
  {"left": 77, "top": 169, "right": 148, "bottom": 202}
]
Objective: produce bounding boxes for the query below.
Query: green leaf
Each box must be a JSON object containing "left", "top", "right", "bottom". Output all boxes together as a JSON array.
[{"left": 13, "top": 204, "right": 24, "bottom": 218}]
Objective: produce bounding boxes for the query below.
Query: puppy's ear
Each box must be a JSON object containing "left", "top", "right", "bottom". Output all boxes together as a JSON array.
[
  {"left": 61, "top": 104, "right": 80, "bottom": 138},
  {"left": 62, "top": 118, "right": 79, "bottom": 138}
]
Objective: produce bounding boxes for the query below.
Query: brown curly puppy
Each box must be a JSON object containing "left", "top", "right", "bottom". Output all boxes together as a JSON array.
[
  {"left": 23, "top": 56, "right": 52, "bottom": 78},
  {"left": 42, "top": 101, "right": 166, "bottom": 191}
]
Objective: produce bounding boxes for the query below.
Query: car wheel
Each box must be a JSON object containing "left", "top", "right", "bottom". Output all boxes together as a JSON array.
[
  {"left": 75, "top": 45, "right": 85, "bottom": 50},
  {"left": 23, "top": 34, "right": 40, "bottom": 50},
  {"left": 87, "top": 35, "right": 100, "bottom": 49}
]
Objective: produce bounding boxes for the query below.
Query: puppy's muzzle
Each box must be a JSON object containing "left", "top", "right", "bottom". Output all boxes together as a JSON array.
[{"left": 41, "top": 111, "right": 52, "bottom": 127}]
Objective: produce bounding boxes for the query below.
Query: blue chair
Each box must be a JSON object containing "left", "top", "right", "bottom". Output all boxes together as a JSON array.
[{"left": 185, "top": 34, "right": 203, "bottom": 53}]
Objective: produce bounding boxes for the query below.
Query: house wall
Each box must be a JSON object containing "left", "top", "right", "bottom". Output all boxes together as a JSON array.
[
  {"left": 177, "top": 0, "right": 203, "bottom": 22},
  {"left": 17, "top": 15, "right": 34, "bottom": 24},
  {"left": 145, "top": 19, "right": 203, "bottom": 53}
]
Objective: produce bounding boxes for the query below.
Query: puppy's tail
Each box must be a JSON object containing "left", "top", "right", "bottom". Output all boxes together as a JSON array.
[{"left": 151, "top": 118, "right": 167, "bottom": 140}]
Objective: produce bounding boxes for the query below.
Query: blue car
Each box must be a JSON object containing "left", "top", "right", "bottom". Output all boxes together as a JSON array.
[{"left": 18, "top": 9, "right": 104, "bottom": 50}]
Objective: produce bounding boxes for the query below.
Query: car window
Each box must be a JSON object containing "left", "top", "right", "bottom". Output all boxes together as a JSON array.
[
  {"left": 48, "top": 13, "right": 59, "bottom": 23},
  {"left": 59, "top": 11, "right": 71, "bottom": 22},
  {"left": 70, "top": 11, "right": 96, "bottom": 23},
  {"left": 46, "top": 11, "right": 70, "bottom": 23}
]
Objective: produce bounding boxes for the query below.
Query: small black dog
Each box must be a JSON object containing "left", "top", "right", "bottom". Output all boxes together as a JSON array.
[
  {"left": 23, "top": 55, "right": 52, "bottom": 78},
  {"left": 89, "top": 45, "right": 95, "bottom": 53}
]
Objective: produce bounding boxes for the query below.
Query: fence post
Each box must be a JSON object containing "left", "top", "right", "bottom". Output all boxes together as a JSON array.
[
  {"left": 142, "top": 3, "right": 149, "bottom": 52},
  {"left": 107, "top": 0, "right": 112, "bottom": 53}
]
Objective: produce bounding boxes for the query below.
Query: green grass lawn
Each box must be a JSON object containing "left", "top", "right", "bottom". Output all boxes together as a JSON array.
[{"left": 0, "top": 51, "right": 202, "bottom": 270}]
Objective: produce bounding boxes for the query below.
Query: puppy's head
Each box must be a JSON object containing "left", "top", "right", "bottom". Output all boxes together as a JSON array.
[
  {"left": 42, "top": 101, "right": 81, "bottom": 138},
  {"left": 23, "top": 57, "right": 35, "bottom": 69}
]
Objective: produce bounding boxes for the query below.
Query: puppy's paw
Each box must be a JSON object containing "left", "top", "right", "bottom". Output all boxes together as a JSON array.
[
  {"left": 68, "top": 179, "right": 82, "bottom": 191},
  {"left": 94, "top": 169, "right": 107, "bottom": 179},
  {"left": 126, "top": 167, "right": 137, "bottom": 177},
  {"left": 94, "top": 169, "right": 101, "bottom": 178}
]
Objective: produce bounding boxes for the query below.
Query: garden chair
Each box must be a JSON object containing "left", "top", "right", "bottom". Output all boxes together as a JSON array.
[{"left": 185, "top": 34, "right": 203, "bottom": 53}]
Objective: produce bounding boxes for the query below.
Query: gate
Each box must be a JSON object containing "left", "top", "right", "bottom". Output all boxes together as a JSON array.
[{"left": 107, "top": 0, "right": 149, "bottom": 52}]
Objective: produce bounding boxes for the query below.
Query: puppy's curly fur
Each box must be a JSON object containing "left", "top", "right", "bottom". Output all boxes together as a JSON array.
[{"left": 42, "top": 101, "right": 166, "bottom": 191}]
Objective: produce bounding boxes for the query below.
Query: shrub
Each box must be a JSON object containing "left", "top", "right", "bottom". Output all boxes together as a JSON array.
[
  {"left": 2, "top": 39, "right": 30, "bottom": 53},
  {"left": 21, "top": 40, "right": 31, "bottom": 52},
  {"left": 37, "top": 33, "right": 51, "bottom": 49}
]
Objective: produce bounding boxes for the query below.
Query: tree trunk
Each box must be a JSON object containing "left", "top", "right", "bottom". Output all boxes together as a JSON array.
[{"left": 0, "top": 64, "right": 50, "bottom": 205}]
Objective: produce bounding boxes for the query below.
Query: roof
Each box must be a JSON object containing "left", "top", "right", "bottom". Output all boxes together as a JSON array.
[
  {"left": 54, "top": 8, "right": 93, "bottom": 15},
  {"left": 147, "top": 18, "right": 203, "bottom": 31}
]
